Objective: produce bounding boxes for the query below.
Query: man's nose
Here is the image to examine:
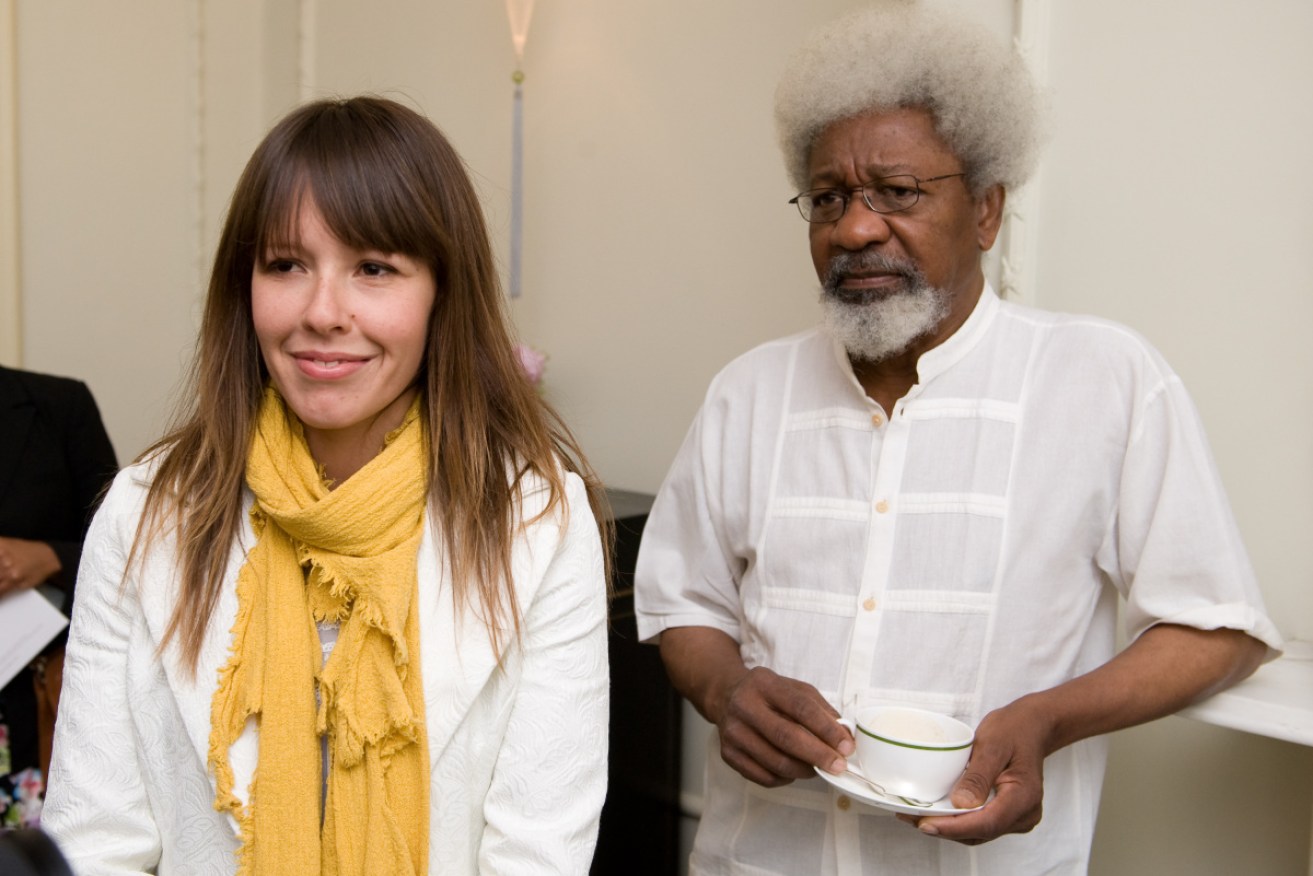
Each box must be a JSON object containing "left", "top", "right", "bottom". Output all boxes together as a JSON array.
[{"left": 830, "top": 196, "right": 894, "bottom": 251}]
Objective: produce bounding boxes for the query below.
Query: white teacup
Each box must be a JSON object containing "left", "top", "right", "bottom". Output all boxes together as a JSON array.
[{"left": 837, "top": 706, "right": 974, "bottom": 804}]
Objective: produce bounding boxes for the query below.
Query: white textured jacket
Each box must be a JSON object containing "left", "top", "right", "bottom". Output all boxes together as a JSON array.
[{"left": 43, "top": 461, "right": 610, "bottom": 875}]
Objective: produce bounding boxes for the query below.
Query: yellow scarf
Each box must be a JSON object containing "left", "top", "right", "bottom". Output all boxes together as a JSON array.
[{"left": 210, "top": 388, "right": 430, "bottom": 876}]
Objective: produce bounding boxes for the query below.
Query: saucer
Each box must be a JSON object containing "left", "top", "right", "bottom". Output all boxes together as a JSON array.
[{"left": 813, "top": 766, "right": 987, "bottom": 817}]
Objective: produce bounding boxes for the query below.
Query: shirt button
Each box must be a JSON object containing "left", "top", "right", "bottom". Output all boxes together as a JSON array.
[
  {"left": 871, "top": 412, "right": 884, "bottom": 427},
  {"left": 836, "top": 795, "right": 852, "bottom": 811},
  {"left": 863, "top": 598, "right": 877, "bottom": 612},
  {"left": 875, "top": 499, "right": 890, "bottom": 514}
]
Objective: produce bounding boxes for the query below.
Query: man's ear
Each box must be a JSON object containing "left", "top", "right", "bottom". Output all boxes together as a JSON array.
[{"left": 976, "top": 184, "right": 1006, "bottom": 251}]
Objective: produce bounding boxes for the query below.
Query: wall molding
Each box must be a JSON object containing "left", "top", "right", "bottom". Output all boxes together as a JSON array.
[
  {"left": 995, "top": 0, "right": 1052, "bottom": 306},
  {"left": 0, "top": 0, "right": 21, "bottom": 365},
  {"left": 299, "top": 0, "right": 317, "bottom": 100},
  {"left": 190, "top": 0, "right": 207, "bottom": 300}
]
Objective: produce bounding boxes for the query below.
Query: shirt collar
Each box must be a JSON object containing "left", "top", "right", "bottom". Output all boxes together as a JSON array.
[{"left": 915, "top": 281, "right": 1000, "bottom": 384}]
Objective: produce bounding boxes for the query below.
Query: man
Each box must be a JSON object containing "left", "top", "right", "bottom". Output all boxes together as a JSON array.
[{"left": 633, "top": 4, "right": 1281, "bottom": 874}]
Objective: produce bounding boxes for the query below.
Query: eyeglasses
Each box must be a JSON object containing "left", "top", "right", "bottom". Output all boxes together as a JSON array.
[{"left": 788, "top": 173, "right": 966, "bottom": 223}]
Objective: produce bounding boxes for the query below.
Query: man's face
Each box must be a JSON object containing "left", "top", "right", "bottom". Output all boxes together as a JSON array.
[{"left": 806, "top": 107, "right": 1003, "bottom": 361}]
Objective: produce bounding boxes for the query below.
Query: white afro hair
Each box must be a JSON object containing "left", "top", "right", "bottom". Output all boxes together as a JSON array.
[{"left": 775, "top": 2, "right": 1045, "bottom": 194}]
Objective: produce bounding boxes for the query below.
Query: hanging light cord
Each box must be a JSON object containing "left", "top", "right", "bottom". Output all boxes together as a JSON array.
[{"left": 509, "top": 68, "right": 524, "bottom": 299}]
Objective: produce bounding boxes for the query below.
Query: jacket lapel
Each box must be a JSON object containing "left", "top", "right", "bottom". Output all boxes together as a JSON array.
[
  {"left": 415, "top": 518, "right": 505, "bottom": 764},
  {"left": 133, "top": 474, "right": 252, "bottom": 836}
]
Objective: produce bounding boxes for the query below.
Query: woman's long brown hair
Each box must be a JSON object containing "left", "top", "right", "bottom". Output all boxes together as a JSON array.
[{"left": 135, "top": 96, "right": 611, "bottom": 671}]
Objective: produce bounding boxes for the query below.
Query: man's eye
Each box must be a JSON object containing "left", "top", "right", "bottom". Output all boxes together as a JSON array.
[
  {"left": 811, "top": 190, "right": 843, "bottom": 208},
  {"left": 876, "top": 183, "right": 917, "bottom": 200}
]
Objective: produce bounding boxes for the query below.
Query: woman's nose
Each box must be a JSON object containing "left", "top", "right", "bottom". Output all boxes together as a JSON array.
[{"left": 302, "top": 274, "right": 350, "bottom": 332}]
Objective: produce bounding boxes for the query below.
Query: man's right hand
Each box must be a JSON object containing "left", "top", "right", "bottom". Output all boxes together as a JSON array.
[
  {"left": 714, "top": 665, "right": 855, "bottom": 786},
  {"left": 659, "top": 626, "right": 854, "bottom": 788},
  {"left": 0, "top": 536, "right": 61, "bottom": 597}
]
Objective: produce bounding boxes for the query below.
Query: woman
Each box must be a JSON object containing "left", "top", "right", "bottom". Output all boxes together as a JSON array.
[{"left": 43, "top": 96, "right": 611, "bottom": 875}]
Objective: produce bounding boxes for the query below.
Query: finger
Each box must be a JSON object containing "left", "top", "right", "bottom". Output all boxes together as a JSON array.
[
  {"left": 724, "top": 701, "right": 843, "bottom": 778},
  {"left": 914, "top": 778, "right": 1042, "bottom": 842},
  {"left": 764, "top": 712, "right": 849, "bottom": 774},
  {"left": 727, "top": 673, "right": 851, "bottom": 773},
  {"left": 721, "top": 739, "right": 810, "bottom": 786},
  {"left": 774, "top": 710, "right": 853, "bottom": 774},
  {"left": 755, "top": 677, "right": 852, "bottom": 757},
  {"left": 720, "top": 719, "right": 817, "bottom": 785},
  {"left": 950, "top": 769, "right": 995, "bottom": 810},
  {"left": 948, "top": 739, "right": 1012, "bottom": 809},
  {"left": 916, "top": 809, "right": 1042, "bottom": 843}
]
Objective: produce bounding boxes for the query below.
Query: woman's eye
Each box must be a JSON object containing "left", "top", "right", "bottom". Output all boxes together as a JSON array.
[
  {"left": 265, "top": 258, "right": 298, "bottom": 273},
  {"left": 361, "top": 262, "right": 393, "bottom": 277}
]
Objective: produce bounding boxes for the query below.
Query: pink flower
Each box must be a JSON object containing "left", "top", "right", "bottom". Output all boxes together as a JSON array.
[
  {"left": 12, "top": 767, "right": 44, "bottom": 828},
  {"left": 514, "top": 343, "right": 547, "bottom": 386},
  {"left": 15, "top": 769, "right": 42, "bottom": 800}
]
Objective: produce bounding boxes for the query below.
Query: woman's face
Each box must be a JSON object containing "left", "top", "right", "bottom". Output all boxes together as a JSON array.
[{"left": 251, "top": 198, "right": 435, "bottom": 467}]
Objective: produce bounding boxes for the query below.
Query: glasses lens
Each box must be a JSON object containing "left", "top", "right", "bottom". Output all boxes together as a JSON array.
[
  {"left": 864, "top": 176, "right": 920, "bottom": 213},
  {"left": 797, "top": 190, "right": 847, "bottom": 223}
]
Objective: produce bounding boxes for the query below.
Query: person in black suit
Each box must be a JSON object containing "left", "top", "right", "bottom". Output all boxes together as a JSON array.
[{"left": 0, "top": 365, "right": 116, "bottom": 829}]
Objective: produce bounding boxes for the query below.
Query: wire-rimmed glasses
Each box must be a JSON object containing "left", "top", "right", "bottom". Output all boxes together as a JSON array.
[{"left": 789, "top": 173, "right": 966, "bottom": 223}]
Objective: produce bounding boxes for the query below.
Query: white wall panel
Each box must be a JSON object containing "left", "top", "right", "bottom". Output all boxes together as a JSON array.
[
  {"left": 15, "top": 0, "right": 290, "bottom": 459},
  {"left": 17, "top": 0, "right": 200, "bottom": 458},
  {"left": 0, "top": 0, "right": 20, "bottom": 366}
]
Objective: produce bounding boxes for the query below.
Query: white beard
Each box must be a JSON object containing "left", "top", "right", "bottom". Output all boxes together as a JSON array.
[
  {"left": 821, "top": 287, "right": 948, "bottom": 362},
  {"left": 818, "top": 253, "right": 949, "bottom": 362}
]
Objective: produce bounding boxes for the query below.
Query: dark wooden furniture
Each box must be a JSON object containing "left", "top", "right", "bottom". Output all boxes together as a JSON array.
[{"left": 590, "top": 489, "right": 682, "bottom": 876}]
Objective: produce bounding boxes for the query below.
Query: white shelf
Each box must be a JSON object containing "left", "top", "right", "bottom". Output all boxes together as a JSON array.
[{"left": 1177, "top": 639, "right": 1313, "bottom": 748}]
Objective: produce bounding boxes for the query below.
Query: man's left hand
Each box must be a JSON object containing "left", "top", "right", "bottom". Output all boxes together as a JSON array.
[
  {"left": 895, "top": 624, "right": 1267, "bottom": 844},
  {"left": 0, "top": 536, "right": 62, "bottom": 597},
  {"left": 896, "top": 696, "right": 1050, "bottom": 843}
]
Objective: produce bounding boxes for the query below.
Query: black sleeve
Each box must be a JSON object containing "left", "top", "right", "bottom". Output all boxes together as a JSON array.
[{"left": 47, "top": 380, "right": 118, "bottom": 604}]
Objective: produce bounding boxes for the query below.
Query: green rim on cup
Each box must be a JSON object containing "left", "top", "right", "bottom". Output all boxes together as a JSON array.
[{"left": 856, "top": 723, "right": 973, "bottom": 752}]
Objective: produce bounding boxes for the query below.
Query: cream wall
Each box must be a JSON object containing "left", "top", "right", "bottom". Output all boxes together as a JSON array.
[
  {"left": 1040, "top": 2, "right": 1313, "bottom": 872},
  {"left": 4, "top": 0, "right": 1310, "bottom": 872},
  {"left": 6, "top": 0, "right": 304, "bottom": 456}
]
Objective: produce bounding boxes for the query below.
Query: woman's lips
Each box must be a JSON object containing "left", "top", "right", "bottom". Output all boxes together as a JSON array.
[{"left": 293, "top": 353, "right": 370, "bottom": 380}]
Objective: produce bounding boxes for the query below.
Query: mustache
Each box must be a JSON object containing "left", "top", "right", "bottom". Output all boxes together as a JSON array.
[{"left": 822, "top": 251, "right": 925, "bottom": 296}]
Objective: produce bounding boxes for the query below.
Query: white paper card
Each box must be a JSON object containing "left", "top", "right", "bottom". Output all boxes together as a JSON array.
[{"left": 0, "top": 589, "right": 69, "bottom": 688}]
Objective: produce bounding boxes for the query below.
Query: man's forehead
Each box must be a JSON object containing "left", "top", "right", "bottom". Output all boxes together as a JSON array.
[
  {"left": 806, "top": 107, "right": 959, "bottom": 183},
  {"left": 808, "top": 158, "right": 921, "bottom": 186}
]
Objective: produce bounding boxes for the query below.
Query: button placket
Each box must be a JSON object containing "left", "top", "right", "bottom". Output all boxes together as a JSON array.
[{"left": 840, "top": 404, "right": 909, "bottom": 707}]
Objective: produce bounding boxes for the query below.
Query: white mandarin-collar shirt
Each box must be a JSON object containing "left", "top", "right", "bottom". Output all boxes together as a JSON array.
[{"left": 635, "top": 286, "right": 1281, "bottom": 875}]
